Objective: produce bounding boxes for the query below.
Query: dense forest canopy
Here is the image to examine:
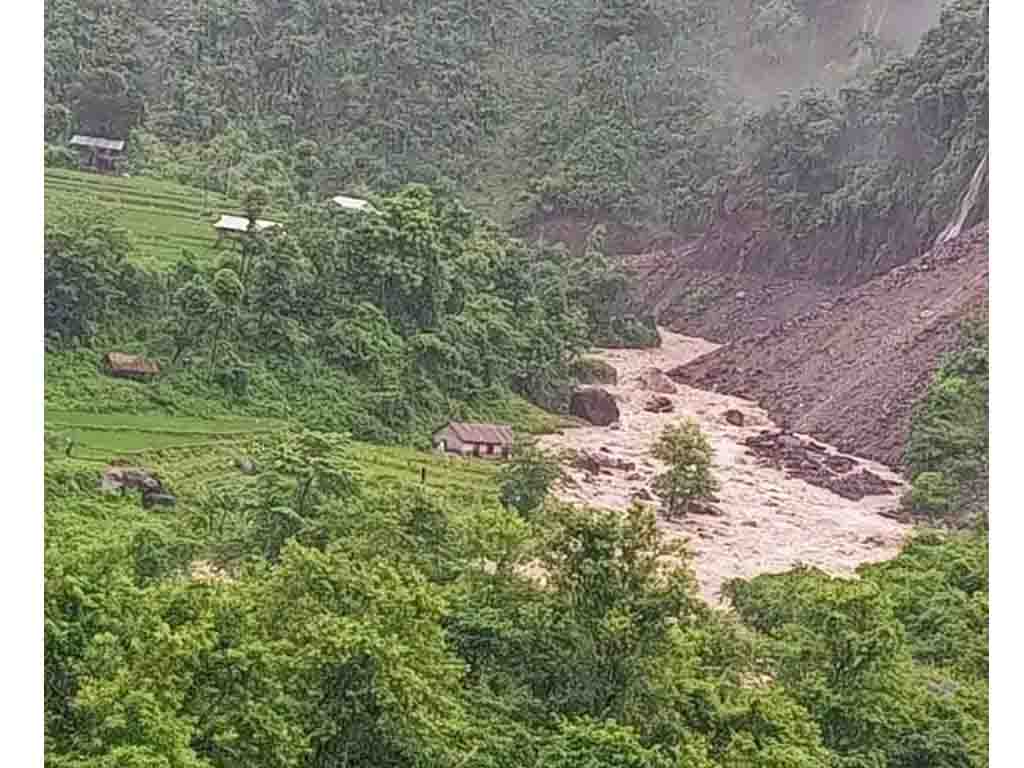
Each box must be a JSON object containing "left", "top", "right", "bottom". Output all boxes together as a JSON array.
[{"left": 44, "top": 0, "right": 986, "bottom": 252}]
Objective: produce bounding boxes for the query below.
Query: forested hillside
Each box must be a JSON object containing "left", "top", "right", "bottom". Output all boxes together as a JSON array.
[
  {"left": 45, "top": 174, "right": 656, "bottom": 443},
  {"left": 45, "top": 0, "right": 986, "bottom": 271}
]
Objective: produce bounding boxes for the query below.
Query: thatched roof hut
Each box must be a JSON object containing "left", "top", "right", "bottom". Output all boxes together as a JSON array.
[{"left": 101, "top": 352, "right": 161, "bottom": 380}]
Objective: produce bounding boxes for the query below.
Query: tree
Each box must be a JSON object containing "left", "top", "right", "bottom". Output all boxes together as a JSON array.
[
  {"left": 44, "top": 209, "right": 135, "bottom": 346},
  {"left": 538, "top": 718, "right": 694, "bottom": 768},
  {"left": 497, "top": 444, "right": 562, "bottom": 518},
  {"left": 528, "top": 503, "right": 700, "bottom": 718},
  {"left": 651, "top": 418, "right": 719, "bottom": 518},
  {"left": 252, "top": 429, "right": 361, "bottom": 560}
]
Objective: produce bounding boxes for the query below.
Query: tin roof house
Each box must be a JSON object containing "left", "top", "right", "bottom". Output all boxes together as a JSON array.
[
  {"left": 213, "top": 214, "right": 282, "bottom": 238},
  {"left": 432, "top": 422, "right": 514, "bottom": 459},
  {"left": 69, "top": 135, "right": 126, "bottom": 173},
  {"left": 330, "top": 195, "right": 378, "bottom": 214}
]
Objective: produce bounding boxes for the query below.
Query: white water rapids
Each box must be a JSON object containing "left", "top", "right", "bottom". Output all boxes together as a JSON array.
[{"left": 539, "top": 328, "right": 910, "bottom": 604}]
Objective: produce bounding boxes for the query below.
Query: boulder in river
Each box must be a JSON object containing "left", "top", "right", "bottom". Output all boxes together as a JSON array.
[
  {"left": 570, "top": 387, "right": 620, "bottom": 426},
  {"left": 636, "top": 367, "right": 678, "bottom": 394},
  {"left": 644, "top": 395, "right": 674, "bottom": 414},
  {"left": 723, "top": 409, "right": 745, "bottom": 427}
]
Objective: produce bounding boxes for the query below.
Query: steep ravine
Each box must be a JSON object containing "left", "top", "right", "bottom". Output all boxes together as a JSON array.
[{"left": 540, "top": 329, "right": 909, "bottom": 604}]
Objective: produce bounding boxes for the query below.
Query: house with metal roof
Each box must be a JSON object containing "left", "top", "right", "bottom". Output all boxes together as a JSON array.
[
  {"left": 432, "top": 421, "right": 514, "bottom": 459},
  {"left": 213, "top": 214, "right": 282, "bottom": 236},
  {"left": 331, "top": 195, "right": 378, "bottom": 214},
  {"left": 68, "top": 134, "right": 126, "bottom": 173}
]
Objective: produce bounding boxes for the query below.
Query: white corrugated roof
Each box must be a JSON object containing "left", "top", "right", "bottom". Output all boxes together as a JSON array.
[
  {"left": 69, "top": 135, "right": 126, "bottom": 151},
  {"left": 213, "top": 214, "right": 281, "bottom": 233},
  {"left": 331, "top": 195, "right": 378, "bottom": 214}
]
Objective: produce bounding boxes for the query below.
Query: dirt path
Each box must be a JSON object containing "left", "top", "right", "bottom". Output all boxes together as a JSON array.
[{"left": 539, "top": 328, "right": 909, "bottom": 604}]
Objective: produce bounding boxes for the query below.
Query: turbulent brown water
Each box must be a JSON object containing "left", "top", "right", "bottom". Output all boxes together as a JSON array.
[{"left": 540, "top": 328, "right": 909, "bottom": 604}]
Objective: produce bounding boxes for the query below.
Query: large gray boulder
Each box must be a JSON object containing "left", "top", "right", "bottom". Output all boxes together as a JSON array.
[{"left": 570, "top": 387, "right": 620, "bottom": 427}]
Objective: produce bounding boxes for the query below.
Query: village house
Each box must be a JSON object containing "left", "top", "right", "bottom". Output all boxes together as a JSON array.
[
  {"left": 101, "top": 352, "right": 161, "bottom": 381},
  {"left": 68, "top": 135, "right": 126, "bottom": 173},
  {"left": 432, "top": 422, "right": 514, "bottom": 459},
  {"left": 330, "top": 194, "right": 378, "bottom": 214},
  {"left": 213, "top": 214, "right": 282, "bottom": 240}
]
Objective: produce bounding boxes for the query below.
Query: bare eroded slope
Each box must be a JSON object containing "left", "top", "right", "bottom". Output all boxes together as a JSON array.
[{"left": 668, "top": 224, "right": 989, "bottom": 467}]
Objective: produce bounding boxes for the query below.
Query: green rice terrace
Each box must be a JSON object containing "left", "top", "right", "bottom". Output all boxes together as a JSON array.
[
  {"left": 44, "top": 168, "right": 258, "bottom": 270},
  {"left": 45, "top": 409, "right": 501, "bottom": 505}
]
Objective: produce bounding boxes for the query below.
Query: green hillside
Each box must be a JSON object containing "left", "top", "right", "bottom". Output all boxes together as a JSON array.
[{"left": 44, "top": 168, "right": 248, "bottom": 270}]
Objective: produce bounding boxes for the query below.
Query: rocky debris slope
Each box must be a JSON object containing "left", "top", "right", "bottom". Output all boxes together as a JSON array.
[
  {"left": 668, "top": 224, "right": 988, "bottom": 467},
  {"left": 625, "top": 250, "right": 844, "bottom": 344},
  {"left": 743, "top": 432, "right": 902, "bottom": 501},
  {"left": 621, "top": 199, "right": 929, "bottom": 343}
]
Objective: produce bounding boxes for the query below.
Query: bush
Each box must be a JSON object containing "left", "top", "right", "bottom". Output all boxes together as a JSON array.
[
  {"left": 498, "top": 444, "right": 562, "bottom": 518},
  {"left": 651, "top": 418, "right": 719, "bottom": 518},
  {"left": 904, "top": 320, "right": 988, "bottom": 525},
  {"left": 44, "top": 144, "right": 78, "bottom": 169}
]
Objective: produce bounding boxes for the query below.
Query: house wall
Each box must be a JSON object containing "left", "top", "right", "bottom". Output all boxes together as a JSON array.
[
  {"left": 431, "top": 426, "right": 510, "bottom": 459},
  {"left": 432, "top": 426, "right": 466, "bottom": 454}
]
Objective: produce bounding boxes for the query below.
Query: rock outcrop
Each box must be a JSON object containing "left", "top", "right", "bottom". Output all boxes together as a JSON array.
[{"left": 570, "top": 387, "right": 620, "bottom": 426}]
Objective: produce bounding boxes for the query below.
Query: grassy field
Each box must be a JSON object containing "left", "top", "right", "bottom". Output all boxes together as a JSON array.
[{"left": 44, "top": 168, "right": 255, "bottom": 270}]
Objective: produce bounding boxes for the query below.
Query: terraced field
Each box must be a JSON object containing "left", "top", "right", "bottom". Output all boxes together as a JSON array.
[
  {"left": 44, "top": 409, "right": 499, "bottom": 502},
  {"left": 44, "top": 169, "right": 252, "bottom": 270}
]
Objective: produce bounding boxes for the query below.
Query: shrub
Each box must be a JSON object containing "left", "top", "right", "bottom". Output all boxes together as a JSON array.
[{"left": 651, "top": 418, "right": 719, "bottom": 518}]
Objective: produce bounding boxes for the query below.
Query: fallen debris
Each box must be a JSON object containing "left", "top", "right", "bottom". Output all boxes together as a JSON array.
[{"left": 742, "top": 431, "right": 899, "bottom": 501}]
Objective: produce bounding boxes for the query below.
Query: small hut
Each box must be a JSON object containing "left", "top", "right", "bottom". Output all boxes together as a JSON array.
[
  {"left": 432, "top": 422, "right": 514, "bottom": 459},
  {"left": 69, "top": 135, "right": 126, "bottom": 173},
  {"left": 101, "top": 352, "right": 161, "bottom": 381}
]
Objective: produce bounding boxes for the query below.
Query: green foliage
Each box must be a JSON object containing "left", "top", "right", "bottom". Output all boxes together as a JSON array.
[
  {"left": 44, "top": 168, "right": 237, "bottom": 271},
  {"left": 538, "top": 718, "right": 686, "bottom": 768},
  {"left": 45, "top": 178, "right": 629, "bottom": 441},
  {"left": 46, "top": 428, "right": 989, "bottom": 768},
  {"left": 747, "top": 0, "right": 988, "bottom": 250},
  {"left": 43, "top": 3, "right": 990, "bottom": 766},
  {"left": 651, "top": 418, "right": 720, "bottom": 518},
  {"left": 44, "top": 207, "right": 139, "bottom": 346},
  {"left": 725, "top": 559, "right": 988, "bottom": 768},
  {"left": 904, "top": 320, "right": 988, "bottom": 525},
  {"left": 497, "top": 444, "right": 563, "bottom": 518}
]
